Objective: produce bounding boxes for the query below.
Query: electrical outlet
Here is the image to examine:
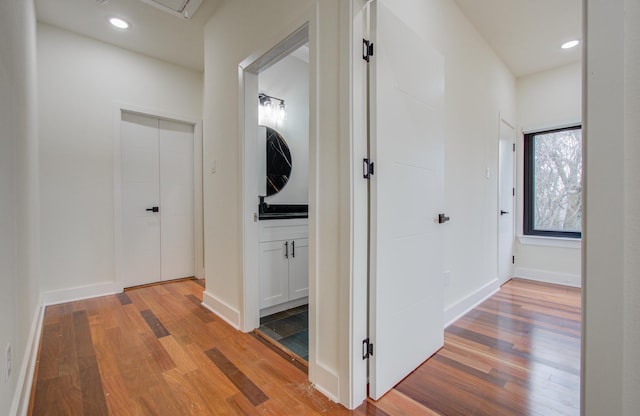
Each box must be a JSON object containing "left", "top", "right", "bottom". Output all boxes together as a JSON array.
[
  {"left": 5, "top": 344, "right": 11, "bottom": 381},
  {"left": 443, "top": 270, "right": 451, "bottom": 288}
]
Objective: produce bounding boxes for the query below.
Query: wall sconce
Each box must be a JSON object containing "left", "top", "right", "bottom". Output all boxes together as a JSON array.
[{"left": 259, "top": 93, "right": 286, "bottom": 126}]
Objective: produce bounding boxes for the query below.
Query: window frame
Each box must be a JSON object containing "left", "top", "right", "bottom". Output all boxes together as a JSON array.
[{"left": 523, "top": 125, "right": 582, "bottom": 239}]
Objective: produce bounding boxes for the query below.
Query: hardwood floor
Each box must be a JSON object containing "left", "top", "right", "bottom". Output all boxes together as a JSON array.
[
  {"left": 30, "top": 278, "right": 580, "bottom": 415},
  {"left": 389, "top": 279, "right": 581, "bottom": 416}
]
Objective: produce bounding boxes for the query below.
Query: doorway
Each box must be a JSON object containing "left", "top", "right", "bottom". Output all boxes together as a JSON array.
[
  {"left": 118, "top": 110, "right": 198, "bottom": 288},
  {"left": 240, "top": 26, "right": 311, "bottom": 364}
]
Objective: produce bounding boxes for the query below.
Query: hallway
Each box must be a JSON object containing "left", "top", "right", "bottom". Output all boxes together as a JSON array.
[{"left": 30, "top": 278, "right": 579, "bottom": 415}]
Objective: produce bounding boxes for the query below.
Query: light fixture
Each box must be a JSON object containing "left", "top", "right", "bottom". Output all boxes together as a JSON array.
[
  {"left": 561, "top": 40, "right": 579, "bottom": 49},
  {"left": 109, "top": 17, "right": 129, "bottom": 29},
  {"left": 258, "top": 93, "right": 286, "bottom": 126}
]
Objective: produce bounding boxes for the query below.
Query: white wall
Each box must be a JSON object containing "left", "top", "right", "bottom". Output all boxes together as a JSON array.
[
  {"left": 380, "top": 0, "right": 516, "bottom": 321},
  {"left": 583, "top": 0, "right": 640, "bottom": 414},
  {"left": 622, "top": 1, "right": 640, "bottom": 412},
  {"left": 515, "top": 62, "right": 582, "bottom": 287},
  {"left": 37, "top": 24, "right": 203, "bottom": 295},
  {"left": 259, "top": 52, "right": 309, "bottom": 205},
  {"left": 202, "top": 0, "right": 345, "bottom": 402},
  {"left": 0, "top": 0, "right": 40, "bottom": 414}
]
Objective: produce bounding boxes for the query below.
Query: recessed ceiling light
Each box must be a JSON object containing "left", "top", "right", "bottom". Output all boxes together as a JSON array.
[
  {"left": 109, "top": 17, "right": 129, "bottom": 29},
  {"left": 561, "top": 40, "right": 580, "bottom": 49}
]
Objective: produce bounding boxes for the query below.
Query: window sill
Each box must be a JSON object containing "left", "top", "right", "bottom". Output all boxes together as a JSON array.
[{"left": 517, "top": 235, "right": 581, "bottom": 249}]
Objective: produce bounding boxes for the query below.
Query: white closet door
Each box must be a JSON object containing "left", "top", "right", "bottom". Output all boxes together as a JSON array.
[
  {"left": 159, "top": 119, "right": 195, "bottom": 280},
  {"left": 369, "top": 1, "right": 445, "bottom": 400},
  {"left": 121, "top": 113, "right": 195, "bottom": 287},
  {"left": 121, "top": 113, "right": 161, "bottom": 287}
]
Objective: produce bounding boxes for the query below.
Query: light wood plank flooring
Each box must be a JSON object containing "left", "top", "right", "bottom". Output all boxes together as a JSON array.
[{"left": 30, "top": 278, "right": 580, "bottom": 415}]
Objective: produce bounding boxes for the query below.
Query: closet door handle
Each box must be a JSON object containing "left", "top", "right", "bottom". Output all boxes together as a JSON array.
[
  {"left": 438, "top": 213, "right": 450, "bottom": 224},
  {"left": 292, "top": 240, "right": 295, "bottom": 258},
  {"left": 146, "top": 206, "right": 159, "bottom": 213},
  {"left": 285, "top": 241, "right": 289, "bottom": 259}
]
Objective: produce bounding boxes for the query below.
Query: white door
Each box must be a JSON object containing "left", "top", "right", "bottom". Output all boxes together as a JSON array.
[
  {"left": 121, "top": 112, "right": 195, "bottom": 287},
  {"left": 122, "top": 113, "right": 161, "bottom": 286},
  {"left": 159, "top": 119, "right": 195, "bottom": 280},
  {"left": 498, "top": 119, "right": 515, "bottom": 284},
  {"left": 368, "top": 1, "right": 445, "bottom": 400}
]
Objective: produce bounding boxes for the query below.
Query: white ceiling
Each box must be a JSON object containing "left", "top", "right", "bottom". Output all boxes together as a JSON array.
[
  {"left": 454, "top": 0, "right": 582, "bottom": 77},
  {"left": 35, "top": 0, "right": 223, "bottom": 71},
  {"left": 35, "top": 0, "right": 581, "bottom": 77}
]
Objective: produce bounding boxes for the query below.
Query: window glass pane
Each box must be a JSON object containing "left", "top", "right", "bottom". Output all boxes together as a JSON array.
[{"left": 533, "top": 128, "right": 582, "bottom": 233}]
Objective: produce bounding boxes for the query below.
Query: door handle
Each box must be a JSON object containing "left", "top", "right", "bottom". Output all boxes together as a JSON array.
[
  {"left": 438, "top": 213, "right": 450, "bottom": 224},
  {"left": 146, "top": 206, "right": 159, "bottom": 213},
  {"left": 500, "top": 210, "right": 510, "bottom": 215},
  {"left": 292, "top": 240, "right": 295, "bottom": 258},
  {"left": 285, "top": 241, "right": 289, "bottom": 259}
]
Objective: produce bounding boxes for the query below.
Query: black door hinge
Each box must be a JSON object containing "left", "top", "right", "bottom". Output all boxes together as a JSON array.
[
  {"left": 512, "top": 187, "right": 515, "bottom": 196},
  {"left": 512, "top": 255, "right": 515, "bottom": 264},
  {"left": 363, "top": 39, "right": 374, "bottom": 62},
  {"left": 363, "top": 158, "right": 375, "bottom": 179},
  {"left": 512, "top": 143, "right": 516, "bottom": 152},
  {"left": 362, "top": 338, "right": 374, "bottom": 360}
]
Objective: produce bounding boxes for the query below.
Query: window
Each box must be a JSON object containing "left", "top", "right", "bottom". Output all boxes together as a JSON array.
[{"left": 524, "top": 125, "right": 582, "bottom": 238}]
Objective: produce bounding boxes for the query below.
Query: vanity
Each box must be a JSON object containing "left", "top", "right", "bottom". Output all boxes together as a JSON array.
[
  {"left": 258, "top": 126, "right": 309, "bottom": 317},
  {"left": 259, "top": 218, "right": 308, "bottom": 316}
]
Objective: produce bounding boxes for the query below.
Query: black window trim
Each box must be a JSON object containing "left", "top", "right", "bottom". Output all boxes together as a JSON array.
[{"left": 523, "top": 124, "right": 582, "bottom": 239}]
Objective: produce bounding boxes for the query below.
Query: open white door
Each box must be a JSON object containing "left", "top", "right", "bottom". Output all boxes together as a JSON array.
[
  {"left": 368, "top": 1, "right": 445, "bottom": 400},
  {"left": 498, "top": 119, "right": 515, "bottom": 284}
]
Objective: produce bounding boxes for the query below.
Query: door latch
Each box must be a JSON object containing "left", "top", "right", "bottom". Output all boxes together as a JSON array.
[
  {"left": 438, "top": 213, "right": 450, "bottom": 224},
  {"left": 145, "top": 206, "right": 159, "bottom": 213}
]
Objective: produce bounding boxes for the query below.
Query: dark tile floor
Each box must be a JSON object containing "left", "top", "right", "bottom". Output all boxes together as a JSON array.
[{"left": 258, "top": 305, "right": 308, "bottom": 361}]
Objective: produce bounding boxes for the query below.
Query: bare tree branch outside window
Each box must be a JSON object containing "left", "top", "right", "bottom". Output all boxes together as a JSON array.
[{"left": 524, "top": 126, "right": 582, "bottom": 237}]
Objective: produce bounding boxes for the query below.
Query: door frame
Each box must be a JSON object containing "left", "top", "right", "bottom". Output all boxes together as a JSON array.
[
  {"left": 238, "top": 22, "right": 310, "bottom": 330},
  {"left": 238, "top": 5, "right": 317, "bottom": 376},
  {"left": 113, "top": 103, "right": 204, "bottom": 290},
  {"left": 497, "top": 115, "right": 516, "bottom": 284}
]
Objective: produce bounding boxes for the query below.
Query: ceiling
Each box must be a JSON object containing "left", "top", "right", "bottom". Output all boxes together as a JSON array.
[
  {"left": 35, "top": 0, "right": 224, "bottom": 71},
  {"left": 35, "top": 0, "right": 581, "bottom": 77},
  {"left": 454, "top": 0, "right": 582, "bottom": 77}
]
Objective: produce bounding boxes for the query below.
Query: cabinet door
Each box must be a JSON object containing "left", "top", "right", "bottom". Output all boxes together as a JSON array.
[
  {"left": 288, "top": 238, "right": 309, "bottom": 300},
  {"left": 259, "top": 240, "right": 290, "bottom": 308}
]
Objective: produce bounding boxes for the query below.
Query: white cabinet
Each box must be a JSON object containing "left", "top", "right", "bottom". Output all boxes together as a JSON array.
[
  {"left": 259, "top": 219, "right": 308, "bottom": 309},
  {"left": 288, "top": 238, "right": 309, "bottom": 300}
]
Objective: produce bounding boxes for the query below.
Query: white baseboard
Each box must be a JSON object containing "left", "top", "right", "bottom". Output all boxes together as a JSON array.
[
  {"left": 310, "top": 362, "right": 340, "bottom": 404},
  {"left": 42, "top": 281, "right": 123, "bottom": 306},
  {"left": 444, "top": 278, "right": 500, "bottom": 328},
  {"left": 10, "top": 300, "right": 45, "bottom": 416},
  {"left": 514, "top": 267, "right": 581, "bottom": 288},
  {"left": 202, "top": 291, "right": 240, "bottom": 330}
]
